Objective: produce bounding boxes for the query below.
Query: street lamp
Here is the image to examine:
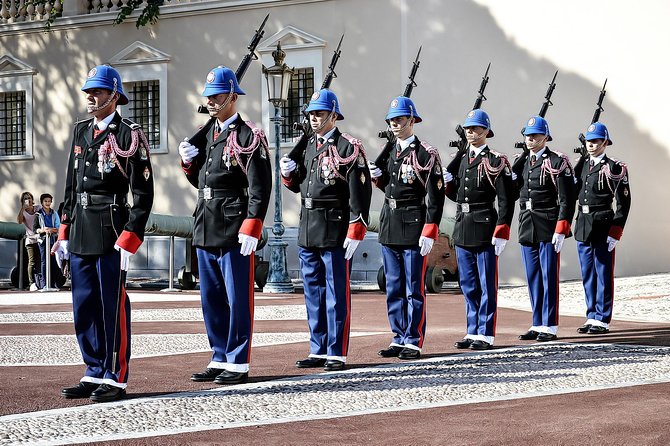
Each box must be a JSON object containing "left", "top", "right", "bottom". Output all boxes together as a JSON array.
[{"left": 262, "top": 42, "right": 295, "bottom": 294}]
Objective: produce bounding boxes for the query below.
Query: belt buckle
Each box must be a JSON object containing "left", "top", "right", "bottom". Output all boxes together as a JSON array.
[
  {"left": 203, "top": 186, "right": 212, "bottom": 200},
  {"left": 461, "top": 203, "right": 470, "bottom": 213},
  {"left": 582, "top": 205, "right": 590, "bottom": 214},
  {"left": 388, "top": 198, "right": 397, "bottom": 210},
  {"left": 526, "top": 200, "right": 533, "bottom": 211},
  {"left": 80, "top": 192, "right": 89, "bottom": 209},
  {"left": 304, "top": 197, "right": 313, "bottom": 209}
]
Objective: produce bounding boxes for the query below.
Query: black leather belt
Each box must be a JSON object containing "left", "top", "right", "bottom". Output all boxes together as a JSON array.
[
  {"left": 385, "top": 197, "right": 423, "bottom": 210},
  {"left": 198, "top": 187, "right": 248, "bottom": 200},
  {"left": 579, "top": 203, "right": 612, "bottom": 214},
  {"left": 457, "top": 202, "right": 494, "bottom": 213},
  {"left": 519, "top": 200, "right": 558, "bottom": 211},
  {"left": 301, "top": 198, "right": 345, "bottom": 209},
  {"left": 77, "top": 192, "right": 126, "bottom": 209}
]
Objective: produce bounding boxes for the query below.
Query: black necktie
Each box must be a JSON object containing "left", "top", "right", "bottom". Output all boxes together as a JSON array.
[
  {"left": 214, "top": 123, "right": 221, "bottom": 134},
  {"left": 469, "top": 150, "right": 476, "bottom": 162},
  {"left": 530, "top": 154, "right": 537, "bottom": 166},
  {"left": 589, "top": 159, "right": 595, "bottom": 169},
  {"left": 318, "top": 137, "right": 325, "bottom": 147}
]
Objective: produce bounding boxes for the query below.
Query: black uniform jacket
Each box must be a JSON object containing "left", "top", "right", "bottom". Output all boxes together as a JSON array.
[
  {"left": 445, "top": 146, "right": 515, "bottom": 248},
  {"left": 60, "top": 112, "right": 154, "bottom": 256},
  {"left": 512, "top": 148, "right": 576, "bottom": 245},
  {"left": 573, "top": 154, "right": 631, "bottom": 244},
  {"left": 283, "top": 129, "right": 372, "bottom": 249},
  {"left": 373, "top": 137, "right": 445, "bottom": 246},
  {"left": 183, "top": 115, "right": 272, "bottom": 248}
]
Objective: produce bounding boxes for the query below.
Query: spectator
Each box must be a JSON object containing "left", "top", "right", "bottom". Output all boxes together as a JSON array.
[{"left": 16, "top": 191, "right": 41, "bottom": 290}]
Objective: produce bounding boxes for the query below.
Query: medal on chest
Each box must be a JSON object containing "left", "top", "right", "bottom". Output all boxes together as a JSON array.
[
  {"left": 400, "top": 163, "right": 416, "bottom": 184},
  {"left": 320, "top": 154, "right": 339, "bottom": 185},
  {"left": 222, "top": 146, "right": 238, "bottom": 169}
]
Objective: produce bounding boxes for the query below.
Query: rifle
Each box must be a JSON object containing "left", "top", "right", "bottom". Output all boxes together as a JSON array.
[
  {"left": 449, "top": 63, "right": 491, "bottom": 153},
  {"left": 188, "top": 13, "right": 269, "bottom": 147},
  {"left": 377, "top": 46, "right": 422, "bottom": 141},
  {"left": 514, "top": 70, "right": 558, "bottom": 150},
  {"left": 574, "top": 79, "right": 607, "bottom": 157},
  {"left": 292, "top": 34, "right": 345, "bottom": 137}
]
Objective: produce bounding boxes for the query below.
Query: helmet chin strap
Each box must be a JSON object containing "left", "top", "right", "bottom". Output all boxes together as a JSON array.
[
  {"left": 314, "top": 100, "right": 337, "bottom": 134},
  {"left": 207, "top": 80, "right": 235, "bottom": 114},
  {"left": 393, "top": 106, "right": 414, "bottom": 138},
  {"left": 87, "top": 78, "right": 118, "bottom": 114}
]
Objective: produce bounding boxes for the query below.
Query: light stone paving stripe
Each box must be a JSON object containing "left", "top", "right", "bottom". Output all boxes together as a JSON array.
[
  {"left": 0, "top": 292, "right": 291, "bottom": 306},
  {"left": 0, "top": 305, "right": 307, "bottom": 324},
  {"left": 1, "top": 343, "right": 669, "bottom": 445},
  {"left": 0, "top": 332, "right": 383, "bottom": 367}
]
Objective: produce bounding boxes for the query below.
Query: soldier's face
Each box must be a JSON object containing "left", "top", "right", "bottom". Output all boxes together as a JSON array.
[
  {"left": 85, "top": 89, "right": 118, "bottom": 116},
  {"left": 586, "top": 139, "right": 607, "bottom": 157},
  {"left": 389, "top": 116, "right": 414, "bottom": 140},
  {"left": 309, "top": 110, "right": 336, "bottom": 135},
  {"left": 207, "top": 93, "right": 237, "bottom": 119},
  {"left": 464, "top": 126, "right": 487, "bottom": 146},
  {"left": 525, "top": 134, "right": 547, "bottom": 151}
]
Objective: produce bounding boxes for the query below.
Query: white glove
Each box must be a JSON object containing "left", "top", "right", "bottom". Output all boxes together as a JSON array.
[
  {"left": 178, "top": 138, "right": 198, "bottom": 164},
  {"left": 51, "top": 240, "right": 69, "bottom": 270},
  {"left": 443, "top": 170, "right": 454, "bottom": 183},
  {"left": 280, "top": 155, "right": 297, "bottom": 177},
  {"left": 551, "top": 233, "right": 565, "bottom": 253},
  {"left": 343, "top": 238, "right": 360, "bottom": 260},
  {"left": 368, "top": 161, "right": 382, "bottom": 179},
  {"left": 238, "top": 233, "right": 258, "bottom": 256},
  {"left": 492, "top": 237, "right": 507, "bottom": 256},
  {"left": 511, "top": 172, "right": 518, "bottom": 181},
  {"left": 114, "top": 244, "right": 133, "bottom": 271},
  {"left": 418, "top": 236, "right": 434, "bottom": 257},
  {"left": 607, "top": 236, "right": 618, "bottom": 252}
]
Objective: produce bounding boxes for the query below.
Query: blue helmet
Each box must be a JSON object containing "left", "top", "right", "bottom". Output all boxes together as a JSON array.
[
  {"left": 81, "top": 65, "right": 129, "bottom": 106},
  {"left": 304, "top": 89, "right": 344, "bottom": 120},
  {"left": 385, "top": 96, "right": 422, "bottom": 123},
  {"left": 202, "top": 66, "right": 246, "bottom": 97},
  {"left": 585, "top": 122, "right": 613, "bottom": 145},
  {"left": 463, "top": 109, "right": 494, "bottom": 137},
  {"left": 522, "top": 116, "right": 552, "bottom": 141}
]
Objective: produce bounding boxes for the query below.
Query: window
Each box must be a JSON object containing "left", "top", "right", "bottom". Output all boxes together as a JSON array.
[
  {"left": 280, "top": 68, "right": 314, "bottom": 143},
  {"left": 125, "top": 80, "right": 161, "bottom": 151},
  {"left": 0, "top": 91, "right": 26, "bottom": 156}
]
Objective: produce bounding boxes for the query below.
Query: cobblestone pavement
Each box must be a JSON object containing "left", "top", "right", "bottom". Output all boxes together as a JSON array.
[{"left": 1, "top": 343, "right": 669, "bottom": 446}]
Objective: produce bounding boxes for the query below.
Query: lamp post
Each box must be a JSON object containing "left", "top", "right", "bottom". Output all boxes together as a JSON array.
[{"left": 262, "top": 42, "right": 295, "bottom": 294}]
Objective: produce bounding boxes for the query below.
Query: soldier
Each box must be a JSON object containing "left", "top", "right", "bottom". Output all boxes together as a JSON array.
[
  {"left": 369, "top": 96, "right": 444, "bottom": 360},
  {"left": 574, "top": 122, "right": 631, "bottom": 334},
  {"left": 280, "top": 88, "right": 372, "bottom": 371},
  {"left": 512, "top": 116, "right": 575, "bottom": 342},
  {"left": 178, "top": 66, "right": 272, "bottom": 384},
  {"left": 53, "top": 65, "right": 154, "bottom": 402},
  {"left": 443, "top": 109, "right": 514, "bottom": 350}
]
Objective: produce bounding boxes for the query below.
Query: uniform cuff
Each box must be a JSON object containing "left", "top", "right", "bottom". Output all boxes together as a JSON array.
[
  {"left": 421, "top": 223, "right": 439, "bottom": 240},
  {"left": 116, "top": 230, "right": 142, "bottom": 254},
  {"left": 281, "top": 174, "right": 297, "bottom": 188},
  {"left": 493, "top": 224, "right": 510, "bottom": 240},
  {"left": 347, "top": 222, "right": 366, "bottom": 241},
  {"left": 608, "top": 226, "right": 623, "bottom": 240},
  {"left": 444, "top": 182, "right": 455, "bottom": 196},
  {"left": 58, "top": 224, "right": 69, "bottom": 241},
  {"left": 555, "top": 220, "right": 571, "bottom": 236},
  {"left": 181, "top": 160, "right": 197, "bottom": 175},
  {"left": 240, "top": 218, "right": 263, "bottom": 240},
  {"left": 372, "top": 177, "right": 384, "bottom": 190}
]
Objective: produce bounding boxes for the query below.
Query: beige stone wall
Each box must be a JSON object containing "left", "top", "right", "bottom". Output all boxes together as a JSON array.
[{"left": 1, "top": 0, "right": 668, "bottom": 282}]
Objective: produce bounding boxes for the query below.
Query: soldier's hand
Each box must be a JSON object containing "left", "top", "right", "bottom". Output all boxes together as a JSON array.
[
  {"left": 491, "top": 237, "right": 507, "bottom": 256},
  {"left": 238, "top": 233, "right": 258, "bottom": 256},
  {"left": 343, "top": 238, "right": 360, "bottom": 260},
  {"left": 418, "top": 236, "right": 434, "bottom": 257},
  {"left": 442, "top": 170, "right": 454, "bottom": 183},
  {"left": 551, "top": 233, "right": 565, "bottom": 253},
  {"left": 279, "top": 155, "right": 297, "bottom": 177},
  {"left": 606, "top": 236, "right": 618, "bottom": 252},
  {"left": 114, "top": 244, "right": 133, "bottom": 271},
  {"left": 368, "top": 161, "right": 382, "bottom": 179},
  {"left": 178, "top": 138, "right": 198, "bottom": 164}
]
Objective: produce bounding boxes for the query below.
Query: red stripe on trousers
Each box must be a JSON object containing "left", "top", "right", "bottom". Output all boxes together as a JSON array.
[
  {"left": 493, "top": 256, "right": 498, "bottom": 336},
  {"left": 247, "top": 254, "right": 255, "bottom": 364},
  {"left": 118, "top": 285, "right": 129, "bottom": 383},
  {"left": 417, "top": 256, "right": 428, "bottom": 348},
  {"left": 341, "top": 259, "right": 352, "bottom": 355},
  {"left": 555, "top": 252, "right": 561, "bottom": 325}
]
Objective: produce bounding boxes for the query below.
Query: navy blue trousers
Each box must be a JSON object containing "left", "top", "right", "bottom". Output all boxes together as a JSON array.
[
  {"left": 577, "top": 241, "right": 615, "bottom": 324},
  {"left": 381, "top": 245, "right": 427, "bottom": 349},
  {"left": 298, "top": 247, "right": 351, "bottom": 361},
  {"left": 521, "top": 242, "right": 560, "bottom": 332},
  {"left": 197, "top": 247, "right": 254, "bottom": 373},
  {"left": 456, "top": 245, "right": 498, "bottom": 342},
  {"left": 70, "top": 251, "right": 130, "bottom": 387}
]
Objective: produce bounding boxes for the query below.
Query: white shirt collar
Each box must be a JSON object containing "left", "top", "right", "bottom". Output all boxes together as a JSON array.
[
  {"left": 94, "top": 111, "right": 116, "bottom": 131},
  {"left": 531, "top": 147, "right": 547, "bottom": 159},
  {"left": 469, "top": 144, "right": 488, "bottom": 157},
  {"left": 317, "top": 127, "right": 337, "bottom": 142},
  {"left": 590, "top": 153, "right": 606, "bottom": 164},
  {"left": 217, "top": 113, "right": 239, "bottom": 131},
  {"left": 398, "top": 134, "right": 416, "bottom": 150}
]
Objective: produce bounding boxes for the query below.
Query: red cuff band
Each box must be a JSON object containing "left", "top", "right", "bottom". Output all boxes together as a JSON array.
[
  {"left": 116, "top": 230, "right": 142, "bottom": 254},
  {"left": 240, "top": 218, "right": 263, "bottom": 240},
  {"left": 181, "top": 160, "right": 197, "bottom": 175},
  {"left": 421, "top": 223, "right": 439, "bottom": 240},
  {"left": 608, "top": 226, "right": 623, "bottom": 240},
  {"left": 444, "top": 182, "right": 455, "bottom": 196},
  {"left": 372, "top": 178, "right": 384, "bottom": 190},
  {"left": 281, "top": 175, "right": 296, "bottom": 188},
  {"left": 555, "top": 220, "right": 571, "bottom": 236},
  {"left": 58, "top": 224, "right": 69, "bottom": 241},
  {"left": 493, "top": 224, "right": 510, "bottom": 240},
  {"left": 347, "top": 222, "right": 366, "bottom": 241}
]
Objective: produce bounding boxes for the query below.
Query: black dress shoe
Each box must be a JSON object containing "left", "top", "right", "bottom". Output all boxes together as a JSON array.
[
  {"left": 454, "top": 338, "right": 474, "bottom": 349},
  {"left": 90, "top": 384, "right": 126, "bottom": 403},
  {"left": 398, "top": 348, "right": 421, "bottom": 360},
  {"left": 61, "top": 381, "right": 99, "bottom": 399},
  {"left": 470, "top": 340, "right": 492, "bottom": 350},
  {"left": 191, "top": 368, "right": 225, "bottom": 382},
  {"left": 324, "top": 360, "right": 345, "bottom": 371},
  {"left": 296, "top": 357, "right": 327, "bottom": 368},
  {"left": 536, "top": 333, "right": 558, "bottom": 342},
  {"left": 378, "top": 346, "right": 404, "bottom": 358},
  {"left": 518, "top": 330, "right": 540, "bottom": 340},
  {"left": 577, "top": 324, "right": 592, "bottom": 334},
  {"left": 588, "top": 326, "right": 609, "bottom": 334},
  {"left": 214, "top": 370, "right": 248, "bottom": 385}
]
